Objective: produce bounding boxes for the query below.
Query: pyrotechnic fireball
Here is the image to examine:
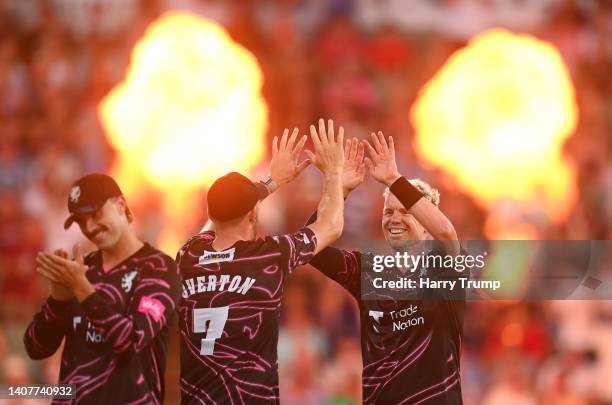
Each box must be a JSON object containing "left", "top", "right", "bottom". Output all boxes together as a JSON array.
[
  {"left": 99, "top": 11, "right": 268, "bottom": 252},
  {"left": 411, "top": 29, "right": 578, "bottom": 238}
]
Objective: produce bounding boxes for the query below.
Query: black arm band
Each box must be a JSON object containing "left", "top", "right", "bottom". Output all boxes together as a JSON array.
[{"left": 389, "top": 176, "right": 423, "bottom": 209}]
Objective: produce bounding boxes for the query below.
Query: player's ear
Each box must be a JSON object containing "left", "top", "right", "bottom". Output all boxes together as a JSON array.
[
  {"left": 116, "top": 196, "right": 132, "bottom": 222},
  {"left": 248, "top": 205, "right": 258, "bottom": 224},
  {"left": 114, "top": 196, "right": 125, "bottom": 210}
]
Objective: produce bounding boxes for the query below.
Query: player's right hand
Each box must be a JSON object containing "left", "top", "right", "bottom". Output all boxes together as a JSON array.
[
  {"left": 269, "top": 128, "right": 310, "bottom": 186},
  {"left": 305, "top": 119, "right": 345, "bottom": 176}
]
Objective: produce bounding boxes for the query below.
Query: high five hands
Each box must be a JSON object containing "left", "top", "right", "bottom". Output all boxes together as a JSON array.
[
  {"left": 363, "top": 131, "right": 401, "bottom": 187},
  {"left": 268, "top": 121, "right": 399, "bottom": 193},
  {"left": 305, "top": 119, "right": 345, "bottom": 176},
  {"left": 338, "top": 130, "right": 402, "bottom": 197},
  {"left": 270, "top": 128, "right": 311, "bottom": 187},
  {"left": 268, "top": 119, "right": 346, "bottom": 189},
  {"left": 342, "top": 137, "right": 366, "bottom": 198}
]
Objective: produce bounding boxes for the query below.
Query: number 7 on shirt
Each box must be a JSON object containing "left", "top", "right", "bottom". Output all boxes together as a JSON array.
[{"left": 193, "top": 306, "right": 229, "bottom": 355}]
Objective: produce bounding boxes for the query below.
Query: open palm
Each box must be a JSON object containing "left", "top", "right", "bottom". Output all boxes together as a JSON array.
[
  {"left": 364, "top": 131, "right": 401, "bottom": 186},
  {"left": 342, "top": 138, "right": 366, "bottom": 196},
  {"left": 270, "top": 128, "right": 310, "bottom": 186}
]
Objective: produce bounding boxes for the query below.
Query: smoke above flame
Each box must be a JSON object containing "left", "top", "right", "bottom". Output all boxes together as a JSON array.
[
  {"left": 411, "top": 29, "right": 578, "bottom": 237},
  {"left": 99, "top": 11, "right": 268, "bottom": 253}
]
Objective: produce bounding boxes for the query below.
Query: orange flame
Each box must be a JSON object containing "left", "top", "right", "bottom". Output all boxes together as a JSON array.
[
  {"left": 99, "top": 11, "right": 268, "bottom": 253},
  {"left": 411, "top": 29, "right": 578, "bottom": 238}
]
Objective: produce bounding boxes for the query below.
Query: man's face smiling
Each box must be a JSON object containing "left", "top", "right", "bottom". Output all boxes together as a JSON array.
[
  {"left": 75, "top": 198, "right": 129, "bottom": 250},
  {"left": 382, "top": 193, "right": 427, "bottom": 249}
]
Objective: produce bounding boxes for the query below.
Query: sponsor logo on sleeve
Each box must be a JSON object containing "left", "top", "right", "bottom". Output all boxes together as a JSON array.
[{"left": 138, "top": 296, "right": 165, "bottom": 322}]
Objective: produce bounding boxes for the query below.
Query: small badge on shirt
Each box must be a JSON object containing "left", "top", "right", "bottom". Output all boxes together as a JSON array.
[
  {"left": 198, "top": 248, "right": 235, "bottom": 265},
  {"left": 121, "top": 270, "right": 138, "bottom": 293},
  {"left": 138, "top": 296, "right": 165, "bottom": 322}
]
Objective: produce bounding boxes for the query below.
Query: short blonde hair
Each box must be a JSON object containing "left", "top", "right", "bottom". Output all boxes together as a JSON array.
[{"left": 383, "top": 178, "right": 440, "bottom": 207}]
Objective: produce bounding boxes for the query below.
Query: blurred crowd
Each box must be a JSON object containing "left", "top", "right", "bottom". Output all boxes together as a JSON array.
[{"left": 1, "top": 0, "right": 611, "bottom": 403}]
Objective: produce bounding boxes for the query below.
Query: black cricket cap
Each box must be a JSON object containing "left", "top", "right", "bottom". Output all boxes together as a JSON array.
[
  {"left": 207, "top": 172, "right": 268, "bottom": 222},
  {"left": 64, "top": 173, "right": 124, "bottom": 229}
]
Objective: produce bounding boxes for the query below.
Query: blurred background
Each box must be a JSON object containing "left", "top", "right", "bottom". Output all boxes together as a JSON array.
[{"left": 0, "top": 0, "right": 611, "bottom": 403}]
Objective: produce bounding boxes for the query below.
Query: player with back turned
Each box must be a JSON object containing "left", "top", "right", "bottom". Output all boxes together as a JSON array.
[
  {"left": 176, "top": 119, "right": 346, "bottom": 403},
  {"left": 307, "top": 132, "right": 464, "bottom": 404},
  {"left": 24, "top": 173, "right": 180, "bottom": 404}
]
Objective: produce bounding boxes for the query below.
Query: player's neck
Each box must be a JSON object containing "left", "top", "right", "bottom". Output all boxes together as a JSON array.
[
  {"left": 101, "top": 229, "right": 144, "bottom": 269},
  {"left": 212, "top": 226, "right": 253, "bottom": 251}
]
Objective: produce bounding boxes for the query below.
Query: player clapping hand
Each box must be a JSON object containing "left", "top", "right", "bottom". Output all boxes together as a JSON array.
[
  {"left": 38, "top": 248, "right": 74, "bottom": 301},
  {"left": 36, "top": 244, "right": 92, "bottom": 302}
]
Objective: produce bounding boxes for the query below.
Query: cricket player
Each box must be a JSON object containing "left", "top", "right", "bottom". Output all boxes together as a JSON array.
[
  {"left": 307, "top": 132, "right": 464, "bottom": 404},
  {"left": 24, "top": 173, "right": 180, "bottom": 404},
  {"left": 176, "top": 119, "right": 346, "bottom": 403}
]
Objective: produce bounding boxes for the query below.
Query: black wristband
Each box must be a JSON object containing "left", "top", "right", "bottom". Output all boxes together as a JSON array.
[{"left": 389, "top": 176, "right": 423, "bottom": 209}]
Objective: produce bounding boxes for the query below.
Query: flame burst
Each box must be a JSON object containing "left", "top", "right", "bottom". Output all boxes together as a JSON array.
[
  {"left": 99, "top": 11, "right": 267, "bottom": 253},
  {"left": 411, "top": 29, "right": 578, "bottom": 236}
]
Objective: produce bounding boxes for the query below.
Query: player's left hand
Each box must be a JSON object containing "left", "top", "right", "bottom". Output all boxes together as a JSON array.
[
  {"left": 269, "top": 128, "right": 311, "bottom": 186},
  {"left": 36, "top": 244, "right": 95, "bottom": 302}
]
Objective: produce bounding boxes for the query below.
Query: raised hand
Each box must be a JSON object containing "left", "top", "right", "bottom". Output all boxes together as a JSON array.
[
  {"left": 305, "top": 119, "right": 345, "bottom": 176},
  {"left": 342, "top": 137, "right": 365, "bottom": 197},
  {"left": 304, "top": 119, "right": 346, "bottom": 254},
  {"left": 269, "top": 128, "right": 310, "bottom": 186},
  {"left": 363, "top": 131, "right": 401, "bottom": 186}
]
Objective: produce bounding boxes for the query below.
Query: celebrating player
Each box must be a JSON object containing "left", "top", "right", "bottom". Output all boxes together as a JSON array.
[
  {"left": 176, "top": 119, "right": 345, "bottom": 403},
  {"left": 307, "top": 132, "right": 464, "bottom": 404},
  {"left": 24, "top": 173, "right": 180, "bottom": 404}
]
